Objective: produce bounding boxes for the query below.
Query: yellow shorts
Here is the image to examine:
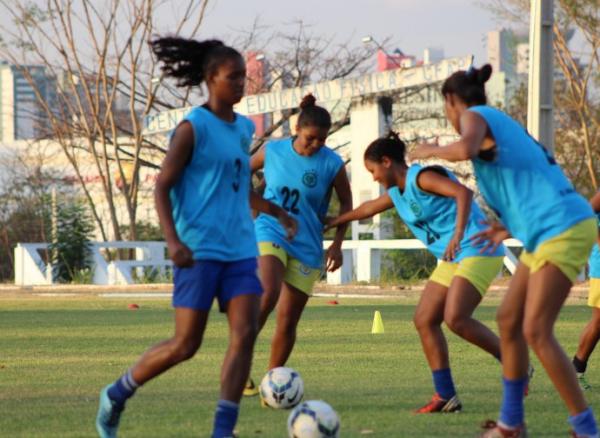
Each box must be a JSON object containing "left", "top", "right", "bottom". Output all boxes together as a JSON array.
[
  {"left": 258, "top": 242, "right": 321, "bottom": 295},
  {"left": 588, "top": 278, "right": 600, "bottom": 308},
  {"left": 519, "top": 218, "right": 597, "bottom": 284},
  {"left": 429, "top": 256, "right": 504, "bottom": 295}
]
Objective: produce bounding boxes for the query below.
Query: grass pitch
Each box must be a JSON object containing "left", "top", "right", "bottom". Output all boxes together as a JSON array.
[{"left": 0, "top": 294, "right": 597, "bottom": 437}]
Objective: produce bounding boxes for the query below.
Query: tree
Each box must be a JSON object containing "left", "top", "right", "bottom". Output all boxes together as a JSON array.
[
  {"left": 0, "top": 0, "right": 211, "bottom": 241},
  {"left": 483, "top": 0, "right": 600, "bottom": 194}
]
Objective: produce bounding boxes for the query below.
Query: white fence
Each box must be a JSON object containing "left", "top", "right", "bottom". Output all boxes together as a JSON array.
[
  {"left": 14, "top": 241, "right": 170, "bottom": 286},
  {"left": 14, "top": 239, "right": 524, "bottom": 286}
]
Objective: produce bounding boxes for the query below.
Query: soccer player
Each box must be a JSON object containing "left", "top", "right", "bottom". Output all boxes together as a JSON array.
[
  {"left": 95, "top": 37, "right": 296, "bottom": 438},
  {"left": 411, "top": 64, "right": 598, "bottom": 438},
  {"left": 326, "top": 131, "right": 504, "bottom": 413},
  {"left": 573, "top": 191, "right": 600, "bottom": 390},
  {"left": 244, "top": 94, "right": 352, "bottom": 396}
]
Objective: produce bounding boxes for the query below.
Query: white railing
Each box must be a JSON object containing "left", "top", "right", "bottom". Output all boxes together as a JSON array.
[
  {"left": 14, "top": 239, "right": 524, "bottom": 286},
  {"left": 322, "top": 238, "right": 522, "bottom": 285},
  {"left": 14, "top": 241, "right": 171, "bottom": 286}
]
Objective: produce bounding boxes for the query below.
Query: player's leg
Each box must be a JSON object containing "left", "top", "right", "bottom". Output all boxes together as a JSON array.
[
  {"left": 96, "top": 307, "right": 209, "bottom": 438},
  {"left": 244, "top": 244, "right": 286, "bottom": 396},
  {"left": 444, "top": 257, "right": 502, "bottom": 360},
  {"left": 480, "top": 261, "right": 529, "bottom": 437},
  {"left": 96, "top": 261, "right": 213, "bottom": 438},
  {"left": 521, "top": 220, "right": 597, "bottom": 438},
  {"left": 413, "top": 268, "right": 461, "bottom": 413},
  {"left": 256, "top": 243, "right": 287, "bottom": 330},
  {"left": 268, "top": 283, "right": 309, "bottom": 369},
  {"left": 268, "top": 258, "right": 318, "bottom": 368},
  {"left": 573, "top": 279, "right": 600, "bottom": 390},
  {"left": 215, "top": 258, "right": 262, "bottom": 438},
  {"left": 522, "top": 265, "right": 596, "bottom": 437}
]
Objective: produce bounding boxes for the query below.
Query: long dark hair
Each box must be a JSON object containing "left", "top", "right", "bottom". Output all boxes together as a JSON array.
[
  {"left": 297, "top": 94, "right": 332, "bottom": 130},
  {"left": 363, "top": 131, "right": 406, "bottom": 165},
  {"left": 150, "top": 37, "right": 242, "bottom": 87},
  {"left": 441, "top": 64, "right": 493, "bottom": 106}
]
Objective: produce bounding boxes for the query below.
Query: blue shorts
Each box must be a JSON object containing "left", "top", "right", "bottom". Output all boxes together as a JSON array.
[{"left": 172, "top": 258, "right": 262, "bottom": 312}]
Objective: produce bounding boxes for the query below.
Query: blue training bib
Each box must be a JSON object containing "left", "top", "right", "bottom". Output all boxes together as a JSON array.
[
  {"left": 387, "top": 164, "right": 504, "bottom": 261},
  {"left": 170, "top": 106, "right": 258, "bottom": 261},
  {"left": 468, "top": 105, "right": 594, "bottom": 252},
  {"left": 589, "top": 212, "right": 600, "bottom": 279},
  {"left": 255, "top": 138, "right": 344, "bottom": 268}
]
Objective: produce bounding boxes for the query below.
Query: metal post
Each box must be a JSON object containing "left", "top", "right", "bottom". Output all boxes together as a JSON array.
[{"left": 527, "top": 0, "right": 554, "bottom": 152}]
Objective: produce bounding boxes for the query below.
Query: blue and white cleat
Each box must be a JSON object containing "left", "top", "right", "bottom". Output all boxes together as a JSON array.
[{"left": 95, "top": 385, "right": 124, "bottom": 438}]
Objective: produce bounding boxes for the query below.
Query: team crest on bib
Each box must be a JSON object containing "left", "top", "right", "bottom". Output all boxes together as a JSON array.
[
  {"left": 240, "top": 136, "right": 251, "bottom": 153},
  {"left": 302, "top": 170, "right": 318, "bottom": 188},
  {"left": 409, "top": 200, "right": 422, "bottom": 217},
  {"left": 298, "top": 264, "right": 312, "bottom": 276}
]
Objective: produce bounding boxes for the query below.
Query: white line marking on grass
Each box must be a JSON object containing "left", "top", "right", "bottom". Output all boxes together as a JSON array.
[
  {"left": 99, "top": 293, "right": 172, "bottom": 298},
  {"left": 36, "top": 293, "right": 82, "bottom": 297},
  {"left": 313, "top": 293, "right": 408, "bottom": 299}
]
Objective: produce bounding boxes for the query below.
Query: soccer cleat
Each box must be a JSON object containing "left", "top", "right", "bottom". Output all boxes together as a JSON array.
[
  {"left": 479, "top": 420, "right": 528, "bottom": 437},
  {"left": 414, "top": 393, "right": 462, "bottom": 413},
  {"left": 577, "top": 373, "right": 592, "bottom": 391},
  {"left": 243, "top": 377, "right": 259, "bottom": 397},
  {"left": 96, "top": 385, "right": 125, "bottom": 438}
]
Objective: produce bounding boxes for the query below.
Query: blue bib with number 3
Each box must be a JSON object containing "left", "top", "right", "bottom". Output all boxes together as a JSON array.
[{"left": 170, "top": 106, "right": 258, "bottom": 261}]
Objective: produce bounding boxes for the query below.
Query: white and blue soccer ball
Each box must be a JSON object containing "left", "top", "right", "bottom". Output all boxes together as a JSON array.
[
  {"left": 259, "top": 366, "right": 304, "bottom": 409},
  {"left": 287, "top": 400, "right": 340, "bottom": 438}
]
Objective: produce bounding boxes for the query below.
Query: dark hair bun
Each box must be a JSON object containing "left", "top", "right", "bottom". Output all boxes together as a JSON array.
[
  {"left": 300, "top": 93, "right": 317, "bottom": 109},
  {"left": 386, "top": 130, "right": 402, "bottom": 143},
  {"left": 477, "top": 64, "right": 493, "bottom": 85}
]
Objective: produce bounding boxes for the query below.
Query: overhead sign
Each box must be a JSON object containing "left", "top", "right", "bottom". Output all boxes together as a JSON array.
[{"left": 143, "top": 56, "right": 471, "bottom": 135}]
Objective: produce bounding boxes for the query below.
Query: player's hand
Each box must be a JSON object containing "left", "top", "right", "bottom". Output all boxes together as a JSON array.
[
  {"left": 470, "top": 221, "right": 510, "bottom": 254},
  {"left": 322, "top": 216, "right": 339, "bottom": 232},
  {"left": 325, "top": 244, "right": 343, "bottom": 272},
  {"left": 277, "top": 210, "right": 298, "bottom": 241},
  {"left": 443, "top": 232, "right": 463, "bottom": 261},
  {"left": 408, "top": 140, "right": 439, "bottom": 161},
  {"left": 168, "top": 239, "right": 194, "bottom": 267}
]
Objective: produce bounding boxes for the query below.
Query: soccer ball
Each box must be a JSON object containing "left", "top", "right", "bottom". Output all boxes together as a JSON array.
[
  {"left": 287, "top": 400, "right": 340, "bottom": 438},
  {"left": 259, "top": 366, "right": 304, "bottom": 409}
]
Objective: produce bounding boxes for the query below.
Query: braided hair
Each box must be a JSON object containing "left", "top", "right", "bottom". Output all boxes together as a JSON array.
[{"left": 150, "top": 37, "right": 242, "bottom": 87}]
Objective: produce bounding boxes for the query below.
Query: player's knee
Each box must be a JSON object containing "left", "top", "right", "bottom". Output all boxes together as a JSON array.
[
  {"left": 444, "top": 311, "right": 467, "bottom": 336},
  {"left": 170, "top": 337, "right": 200, "bottom": 362},
  {"left": 231, "top": 323, "right": 259, "bottom": 351},
  {"left": 496, "top": 306, "right": 520, "bottom": 337},
  {"left": 260, "top": 286, "right": 280, "bottom": 313},
  {"left": 522, "top": 319, "right": 549, "bottom": 348},
  {"left": 413, "top": 312, "right": 437, "bottom": 332}
]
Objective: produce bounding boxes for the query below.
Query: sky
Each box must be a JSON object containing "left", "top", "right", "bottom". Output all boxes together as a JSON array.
[{"left": 192, "top": 0, "right": 505, "bottom": 66}]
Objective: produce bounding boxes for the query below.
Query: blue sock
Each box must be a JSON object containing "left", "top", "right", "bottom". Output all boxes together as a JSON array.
[
  {"left": 107, "top": 369, "right": 139, "bottom": 405},
  {"left": 432, "top": 368, "right": 456, "bottom": 400},
  {"left": 569, "top": 407, "right": 598, "bottom": 437},
  {"left": 212, "top": 399, "right": 239, "bottom": 438},
  {"left": 499, "top": 377, "right": 527, "bottom": 428}
]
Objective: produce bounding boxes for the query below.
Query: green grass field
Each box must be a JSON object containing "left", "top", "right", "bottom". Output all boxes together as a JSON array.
[{"left": 0, "top": 295, "right": 597, "bottom": 437}]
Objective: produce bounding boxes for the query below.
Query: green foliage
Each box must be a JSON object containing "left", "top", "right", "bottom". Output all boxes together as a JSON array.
[
  {"left": 121, "top": 221, "right": 164, "bottom": 241},
  {"left": 48, "top": 199, "right": 95, "bottom": 283},
  {"left": 131, "top": 266, "right": 173, "bottom": 284},
  {"left": 380, "top": 210, "right": 437, "bottom": 282}
]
